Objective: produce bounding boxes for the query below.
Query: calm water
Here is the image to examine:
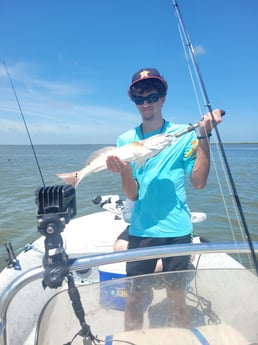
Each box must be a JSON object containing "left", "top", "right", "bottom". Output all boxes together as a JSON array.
[{"left": 0, "top": 144, "right": 257, "bottom": 271}]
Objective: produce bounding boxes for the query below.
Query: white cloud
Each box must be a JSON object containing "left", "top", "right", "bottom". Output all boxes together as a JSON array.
[
  {"left": 1, "top": 61, "right": 92, "bottom": 97},
  {"left": 0, "top": 62, "right": 138, "bottom": 144},
  {"left": 194, "top": 45, "right": 206, "bottom": 55}
]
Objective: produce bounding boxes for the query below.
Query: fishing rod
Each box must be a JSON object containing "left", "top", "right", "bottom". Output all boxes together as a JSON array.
[
  {"left": 174, "top": 110, "right": 225, "bottom": 139},
  {"left": 3, "top": 61, "right": 45, "bottom": 186},
  {"left": 172, "top": 0, "right": 258, "bottom": 274}
]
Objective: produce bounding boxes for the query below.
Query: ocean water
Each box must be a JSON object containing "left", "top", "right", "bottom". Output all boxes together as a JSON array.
[{"left": 0, "top": 143, "right": 257, "bottom": 271}]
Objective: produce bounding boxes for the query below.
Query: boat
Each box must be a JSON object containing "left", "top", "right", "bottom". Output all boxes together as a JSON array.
[
  {"left": 0, "top": 190, "right": 257, "bottom": 345},
  {"left": 1, "top": 1, "right": 258, "bottom": 344}
]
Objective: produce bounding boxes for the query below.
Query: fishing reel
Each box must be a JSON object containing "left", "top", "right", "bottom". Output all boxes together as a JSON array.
[{"left": 35, "top": 184, "right": 77, "bottom": 289}]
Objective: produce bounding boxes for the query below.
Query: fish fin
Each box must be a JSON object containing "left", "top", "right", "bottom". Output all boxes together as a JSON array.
[
  {"left": 134, "top": 159, "right": 145, "bottom": 169},
  {"left": 56, "top": 172, "right": 81, "bottom": 188},
  {"left": 134, "top": 152, "right": 156, "bottom": 169}
]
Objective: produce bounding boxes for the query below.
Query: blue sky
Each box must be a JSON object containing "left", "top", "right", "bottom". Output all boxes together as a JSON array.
[{"left": 0, "top": 0, "right": 257, "bottom": 144}]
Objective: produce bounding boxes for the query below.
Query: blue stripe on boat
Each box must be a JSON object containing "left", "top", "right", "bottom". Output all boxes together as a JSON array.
[
  {"left": 105, "top": 335, "right": 113, "bottom": 345},
  {"left": 191, "top": 328, "right": 210, "bottom": 345}
]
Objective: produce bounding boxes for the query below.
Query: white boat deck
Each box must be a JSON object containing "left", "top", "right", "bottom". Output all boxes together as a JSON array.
[{"left": 1, "top": 211, "right": 257, "bottom": 345}]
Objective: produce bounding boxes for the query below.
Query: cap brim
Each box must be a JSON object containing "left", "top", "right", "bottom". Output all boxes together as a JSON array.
[{"left": 129, "top": 76, "right": 167, "bottom": 89}]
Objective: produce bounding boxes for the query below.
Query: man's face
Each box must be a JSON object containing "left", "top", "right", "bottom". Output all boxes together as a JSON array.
[{"left": 133, "top": 90, "right": 165, "bottom": 121}]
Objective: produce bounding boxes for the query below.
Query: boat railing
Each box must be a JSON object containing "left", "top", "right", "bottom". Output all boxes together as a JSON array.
[{"left": 0, "top": 241, "right": 257, "bottom": 344}]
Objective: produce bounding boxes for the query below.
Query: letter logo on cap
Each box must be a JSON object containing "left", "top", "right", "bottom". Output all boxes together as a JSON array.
[{"left": 139, "top": 70, "right": 150, "bottom": 79}]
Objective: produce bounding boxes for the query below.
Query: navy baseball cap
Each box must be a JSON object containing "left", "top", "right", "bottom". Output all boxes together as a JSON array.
[{"left": 129, "top": 68, "right": 168, "bottom": 90}]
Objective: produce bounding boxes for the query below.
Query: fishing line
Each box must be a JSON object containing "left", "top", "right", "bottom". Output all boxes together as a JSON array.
[
  {"left": 177, "top": 19, "right": 203, "bottom": 116},
  {"left": 3, "top": 61, "right": 45, "bottom": 186},
  {"left": 172, "top": 1, "right": 258, "bottom": 274},
  {"left": 175, "top": 7, "right": 244, "bottom": 260},
  {"left": 176, "top": 5, "right": 245, "bottom": 263}
]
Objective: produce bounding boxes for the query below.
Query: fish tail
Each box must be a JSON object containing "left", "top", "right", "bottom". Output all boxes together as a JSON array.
[{"left": 56, "top": 171, "right": 81, "bottom": 188}]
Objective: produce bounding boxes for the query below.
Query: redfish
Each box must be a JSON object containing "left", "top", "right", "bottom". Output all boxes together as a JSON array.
[{"left": 57, "top": 133, "right": 174, "bottom": 188}]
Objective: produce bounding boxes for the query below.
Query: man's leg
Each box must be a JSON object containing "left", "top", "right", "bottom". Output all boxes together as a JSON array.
[
  {"left": 125, "top": 252, "right": 157, "bottom": 331},
  {"left": 162, "top": 251, "right": 191, "bottom": 328},
  {"left": 113, "top": 226, "right": 129, "bottom": 251},
  {"left": 124, "top": 286, "right": 151, "bottom": 330},
  {"left": 165, "top": 281, "right": 190, "bottom": 327}
]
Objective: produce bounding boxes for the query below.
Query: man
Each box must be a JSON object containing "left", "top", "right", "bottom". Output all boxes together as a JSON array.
[
  {"left": 113, "top": 198, "right": 163, "bottom": 272},
  {"left": 106, "top": 68, "right": 222, "bottom": 330}
]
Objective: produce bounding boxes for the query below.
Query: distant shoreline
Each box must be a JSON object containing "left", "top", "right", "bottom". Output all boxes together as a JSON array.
[{"left": 1, "top": 142, "right": 258, "bottom": 146}]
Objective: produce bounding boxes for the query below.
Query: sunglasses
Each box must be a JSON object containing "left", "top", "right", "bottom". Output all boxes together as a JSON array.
[{"left": 133, "top": 93, "right": 161, "bottom": 105}]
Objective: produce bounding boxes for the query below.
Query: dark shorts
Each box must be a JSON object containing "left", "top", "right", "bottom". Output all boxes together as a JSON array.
[
  {"left": 116, "top": 225, "right": 129, "bottom": 241},
  {"left": 126, "top": 234, "right": 192, "bottom": 290}
]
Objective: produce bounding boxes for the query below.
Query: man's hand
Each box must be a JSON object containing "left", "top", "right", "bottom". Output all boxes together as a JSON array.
[
  {"left": 106, "top": 155, "right": 138, "bottom": 200},
  {"left": 199, "top": 108, "right": 223, "bottom": 135},
  {"left": 106, "top": 155, "right": 131, "bottom": 174}
]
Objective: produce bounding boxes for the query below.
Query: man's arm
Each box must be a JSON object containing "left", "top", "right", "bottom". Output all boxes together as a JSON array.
[{"left": 190, "top": 109, "right": 223, "bottom": 189}]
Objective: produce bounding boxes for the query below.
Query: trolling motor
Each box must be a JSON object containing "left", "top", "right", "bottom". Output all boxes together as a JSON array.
[{"left": 36, "top": 185, "right": 97, "bottom": 345}]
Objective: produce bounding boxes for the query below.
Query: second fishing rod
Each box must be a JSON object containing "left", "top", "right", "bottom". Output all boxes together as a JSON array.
[{"left": 172, "top": 0, "right": 258, "bottom": 274}]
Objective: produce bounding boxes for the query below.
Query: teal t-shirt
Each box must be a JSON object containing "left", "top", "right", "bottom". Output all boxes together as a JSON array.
[{"left": 117, "top": 121, "right": 197, "bottom": 238}]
